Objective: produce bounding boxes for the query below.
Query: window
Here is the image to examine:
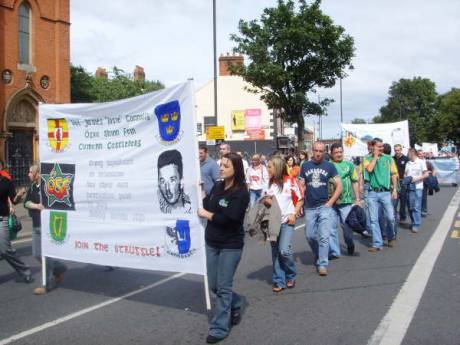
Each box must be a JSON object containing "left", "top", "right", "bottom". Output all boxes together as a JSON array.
[{"left": 19, "top": 2, "right": 31, "bottom": 64}]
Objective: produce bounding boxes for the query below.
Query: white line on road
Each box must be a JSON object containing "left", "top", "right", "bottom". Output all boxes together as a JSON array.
[
  {"left": 0, "top": 272, "right": 186, "bottom": 345},
  {"left": 368, "top": 187, "right": 460, "bottom": 345}
]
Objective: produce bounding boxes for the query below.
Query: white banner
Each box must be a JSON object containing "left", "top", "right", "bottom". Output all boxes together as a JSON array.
[
  {"left": 422, "top": 142, "right": 439, "bottom": 157},
  {"left": 39, "top": 82, "right": 206, "bottom": 275},
  {"left": 341, "top": 120, "right": 410, "bottom": 157}
]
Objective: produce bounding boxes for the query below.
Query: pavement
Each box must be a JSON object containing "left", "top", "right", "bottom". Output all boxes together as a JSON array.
[{"left": 1, "top": 185, "right": 459, "bottom": 345}]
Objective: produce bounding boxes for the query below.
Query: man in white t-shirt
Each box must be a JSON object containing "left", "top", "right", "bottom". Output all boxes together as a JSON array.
[{"left": 405, "top": 148, "right": 429, "bottom": 233}]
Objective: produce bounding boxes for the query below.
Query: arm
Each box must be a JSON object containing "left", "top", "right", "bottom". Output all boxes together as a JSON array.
[{"left": 352, "top": 181, "right": 361, "bottom": 205}]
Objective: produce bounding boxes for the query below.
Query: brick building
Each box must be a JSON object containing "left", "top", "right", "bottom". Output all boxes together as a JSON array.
[{"left": 0, "top": 0, "right": 70, "bottom": 185}]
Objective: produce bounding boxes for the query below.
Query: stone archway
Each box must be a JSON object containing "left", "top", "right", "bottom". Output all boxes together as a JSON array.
[{"left": 3, "top": 87, "right": 43, "bottom": 186}]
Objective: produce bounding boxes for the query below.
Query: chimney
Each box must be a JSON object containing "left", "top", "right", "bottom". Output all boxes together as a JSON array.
[
  {"left": 95, "top": 67, "right": 108, "bottom": 79},
  {"left": 133, "top": 65, "right": 145, "bottom": 81},
  {"left": 219, "top": 52, "right": 244, "bottom": 76}
]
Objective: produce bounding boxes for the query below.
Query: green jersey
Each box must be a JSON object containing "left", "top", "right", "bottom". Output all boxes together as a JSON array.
[
  {"left": 333, "top": 160, "right": 358, "bottom": 204},
  {"left": 363, "top": 154, "right": 397, "bottom": 191}
]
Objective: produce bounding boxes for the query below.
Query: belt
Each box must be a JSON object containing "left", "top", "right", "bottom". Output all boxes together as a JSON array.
[{"left": 371, "top": 188, "right": 390, "bottom": 192}]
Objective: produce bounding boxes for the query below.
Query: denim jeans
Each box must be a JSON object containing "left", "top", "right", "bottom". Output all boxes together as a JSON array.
[
  {"left": 305, "top": 205, "right": 334, "bottom": 268},
  {"left": 206, "top": 245, "right": 242, "bottom": 339},
  {"left": 368, "top": 191, "right": 396, "bottom": 248},
  {"left": 329, "top": 204, "right": 354, "bottom": 256},
  {"left": 32, "top": 227, "right": 67, "bottom": 289},
  {"left": 249, "top": 189, "right": 263, "bottom": 208},
  {"left": 0, "top": 219, "right": 30, "bottom": 279},
  {"left": 408, "top": 189, "right": 423, "bottom": 231},
  {"left": 379, "top": 198, "right": 399, "bottom": 238},
  {"left": 363, "top": 184, "right": 372, "bottom": 233},
  {"left": 271, "top": 223, "right": 296, "bottom": 287}
]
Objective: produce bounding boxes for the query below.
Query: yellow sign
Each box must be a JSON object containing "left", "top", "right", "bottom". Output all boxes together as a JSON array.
[
  {"left": 231, "top": 110, "right": 245, "bottom": 131},
  {"left": 206, "top": 126, "right": 225, "bottom": 140}
]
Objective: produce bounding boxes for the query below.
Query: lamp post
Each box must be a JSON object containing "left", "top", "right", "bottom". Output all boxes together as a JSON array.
[{"left": 340, "top": 77, "right": 343, "bottom": 124}]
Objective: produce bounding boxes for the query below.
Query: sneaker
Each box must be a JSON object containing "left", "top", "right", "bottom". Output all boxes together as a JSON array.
[
  {"left": 231, "top": 310, "right": 241, "bottom": 326},
  {"left": 206, "top": 335, "right": 225, "bottom": 344},
  {"left": 411, "top": 228, "right": 419, "bottom": 233},
  {"left": 286, "top": 280, "right": 296, "bottom": 289},
  {"left": 318, "top": 267, "right": 328, "bottom": 276},
  {"left": 22, "top": 274, "right": 34, "bottom": 284},
  {"left": 33, "top": 287, "right": 48, "bottom": 295},
  {"left": 368, "top": 247, "right": 382, "bottom": 253},
  {"left": 361, "top": 230, "right": 371, "bottom": 238},
  {"left": 387, "top": 240, "right": 396, "bottom": 248},
  {"left": 272, "top": 284, "right": 284, "bottom": 293}
]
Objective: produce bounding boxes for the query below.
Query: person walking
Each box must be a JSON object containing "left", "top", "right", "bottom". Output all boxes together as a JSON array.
[
  {"left": 0, "top": 159, "right": 32, "bottom": 283},
  {"left": 24, "top": 164, "right": 67, "bottom": 295},
  {"left": 329, "top": 144, "right": 360, "bottom": 257},
  {"left": 246, "top": 154, "right": 269, "bottom": 207},
  {"left": 199, "top": 145, "right": 220, "bottom": 195},
  {"left": 198, "top": 153, "right": 249, "bottom": 344},
  {"left": 299, "top": 142, "right": 342, "bottom": 276},
  {"left": 264, "top": 156, "right": 303, "bottom": 292},
  {"left": 393, "top": 144, "right": 409, "bottom": 222},
  {"left": 363, "top": 138, "right": 399, "bottom": 252},
  {"left": 405, "top": 148, "right": 429, "bottom": 233}
]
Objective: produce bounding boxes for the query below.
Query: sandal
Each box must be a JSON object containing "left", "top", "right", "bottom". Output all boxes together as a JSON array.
[
  {"left": 286, "top": 280, "right": 295, "bottom": 289},
  {"left": 272, "top": 284, "right": 284, "bottom": 293}
]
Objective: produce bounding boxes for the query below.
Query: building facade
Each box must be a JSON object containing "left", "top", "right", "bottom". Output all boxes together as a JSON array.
[{"left": 0, "top": 0, "right": 70, "bottom": 185}]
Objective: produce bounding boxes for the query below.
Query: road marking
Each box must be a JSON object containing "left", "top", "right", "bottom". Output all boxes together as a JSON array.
[
  {"left": 454, "top": 220, "right": 460, "bottom": 228},
  {"left": 12, "top": 238, "right": 32, "bottom": 245},
  {"left": 452, "top": 230, "right": 460, "bottom": 239},
  {"left": 368, "top": 188, "right": 460, "bottom": 345},
  {"left": 0, "top": 272, "right": 185, "bottom": 345}
]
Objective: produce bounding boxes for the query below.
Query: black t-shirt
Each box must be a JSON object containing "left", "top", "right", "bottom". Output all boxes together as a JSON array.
[
  {"left": 393, "top": 154, "right": 409, "bottom": 179},
  {"left": 24, "top": 183, "right": 41, "bottom": 227},
  {"left": 203, "top": 181, "right": 249, "bottom": 249},
  {"left": 0, "top": 177, "right": 17, "bottom": 217}
]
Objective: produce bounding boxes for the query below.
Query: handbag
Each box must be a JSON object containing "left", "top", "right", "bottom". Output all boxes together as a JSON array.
[{"left": 8, "top": 213, "right": 22, "bottom": 233}]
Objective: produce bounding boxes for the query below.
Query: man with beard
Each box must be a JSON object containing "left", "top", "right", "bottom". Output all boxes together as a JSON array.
[{"left": 157, "top": 150, "right": 192, "bottom": 214}]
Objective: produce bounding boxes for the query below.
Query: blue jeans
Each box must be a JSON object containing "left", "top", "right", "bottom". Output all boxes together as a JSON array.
[
  {"left": 368, "top": 191, "right": 396, "bottom": 248},
  {"left": 206, "top": 245, "right": 242, "bottom": 339},
  {"left": 408, "top": 189, "right": 423, "bottom": 231},
  {"left": 249, "top": 189, "right": 262, "bottom": 208},
  {"left": 363, "top": 184, "right": 372, "bottom": 233},
  {"left": 305, "top": 205, "right": 334, "bottom": 268},
  {"left": 271, "top": 223, "right": 296, "bottom": 287},
  {"left": 329, "top": 204, "right": 354, "bottom": 256}
]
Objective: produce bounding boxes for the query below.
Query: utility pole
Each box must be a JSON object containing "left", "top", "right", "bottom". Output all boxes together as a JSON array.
[{"left": 212, "top": 0, "right": 218, "bottom": 126}]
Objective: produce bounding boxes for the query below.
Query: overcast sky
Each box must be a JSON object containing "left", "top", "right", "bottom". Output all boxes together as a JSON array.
[{"left": 70, "top": 0, "right": 460, "bottom": 138}]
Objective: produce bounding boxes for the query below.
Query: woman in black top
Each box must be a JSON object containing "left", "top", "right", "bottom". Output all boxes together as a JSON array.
[
  {"left": 198, "top": 153, "right": 249, "bottom": 344},
  {"left": 0, "top": 159, "right": 32, "bottom": 283}
]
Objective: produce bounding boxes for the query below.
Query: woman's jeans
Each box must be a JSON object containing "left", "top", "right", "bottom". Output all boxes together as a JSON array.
[
  {"left": 271, "top": 223, "right": 296, "bottom": 287},
  {"left": 249, "top": 189, "right": 262, "bottom": 208},
  {"left": 206, "top": 245, "right": 242, "bottom": 339}
]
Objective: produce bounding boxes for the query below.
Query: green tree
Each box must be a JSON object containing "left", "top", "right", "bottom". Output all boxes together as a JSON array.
[
  {"left": 351, "top": 118, "right": 367, "bottom": 124},
  {"left": 71, "top": 65, "right": 95, "bottom": 103},
  {"left": 437, "top": 88, "right": 460, "bottom": 146},
  {"left": 70, "top": 65, "right": 164, "bottom": 103},
  {"left": 374, "top": 77, "right": 439, "bottom": 145},
  {"left": 230, "top": 0, "right": 354, "bottom": 149}
]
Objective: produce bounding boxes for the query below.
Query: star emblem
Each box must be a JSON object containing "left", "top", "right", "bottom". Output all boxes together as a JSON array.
[{"left": 41, "top": 163, "right": 74, "bottom": 207}]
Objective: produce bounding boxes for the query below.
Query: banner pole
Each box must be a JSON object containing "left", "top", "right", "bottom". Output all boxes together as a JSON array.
[
  {"left": 41, "top": 255, "right": 46, "bottom": 288},
  {"left": 204, "top": 274, "right": 211, "bottom": 311}
]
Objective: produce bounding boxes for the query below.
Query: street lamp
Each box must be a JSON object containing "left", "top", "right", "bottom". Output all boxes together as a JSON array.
[{"left": 212, "top": 0, "right": 218, "bottom": 126}]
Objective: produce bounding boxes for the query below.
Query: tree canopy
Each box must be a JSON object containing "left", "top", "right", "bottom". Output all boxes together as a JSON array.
[
  {"left": 437, "top": 88, "right": 460, "bottom": 146},
  {"left": 70, "top": 65, "right": 164, "bottom": 103},
  {"left": 230, "top": 0, "right": 354, "bottom": 148},
  {"left": 351, "top": 118, "right": 367, "bottom": 124}
]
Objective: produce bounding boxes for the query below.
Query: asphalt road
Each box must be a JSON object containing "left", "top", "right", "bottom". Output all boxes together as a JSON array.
[{"left": 1, "top": 186, "right": 459, "bottom": 345}]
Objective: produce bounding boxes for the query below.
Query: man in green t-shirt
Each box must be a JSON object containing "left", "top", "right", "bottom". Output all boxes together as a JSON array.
[
  {"left": 362, "top": 138, "right": 398, "bottom": 252},
  {"left": 329, "top": 144, "right": 360, "bottom": 256}
]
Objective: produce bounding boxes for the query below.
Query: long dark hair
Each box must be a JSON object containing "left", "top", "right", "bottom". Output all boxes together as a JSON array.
[{"left": 219, "top": 152, "right": 246, "bottom": 195}]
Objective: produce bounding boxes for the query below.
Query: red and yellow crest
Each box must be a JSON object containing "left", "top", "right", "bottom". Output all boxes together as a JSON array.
[{"left": 47, "top": 118, "right": 69, "bottom": 153}]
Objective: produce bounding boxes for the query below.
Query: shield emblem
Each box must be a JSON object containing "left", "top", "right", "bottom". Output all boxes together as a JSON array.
[
  {"left": 47, "top": 118, "right": 69, "bottom": 152},
  {"left": 50, "top": 211, "right": 67, "bottom": 243},
  {"left": 154, "top": 101, "right": 181, "bottom": 142}
]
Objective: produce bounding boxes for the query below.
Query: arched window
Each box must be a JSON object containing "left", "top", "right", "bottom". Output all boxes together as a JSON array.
[{"left": 18, "top": 2, "right": 31, "bottom": 64}]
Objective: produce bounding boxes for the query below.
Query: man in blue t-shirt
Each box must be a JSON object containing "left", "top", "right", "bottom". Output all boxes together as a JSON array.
[{"left": 300, "top": 142, "right": 342, "bottom": 276}]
